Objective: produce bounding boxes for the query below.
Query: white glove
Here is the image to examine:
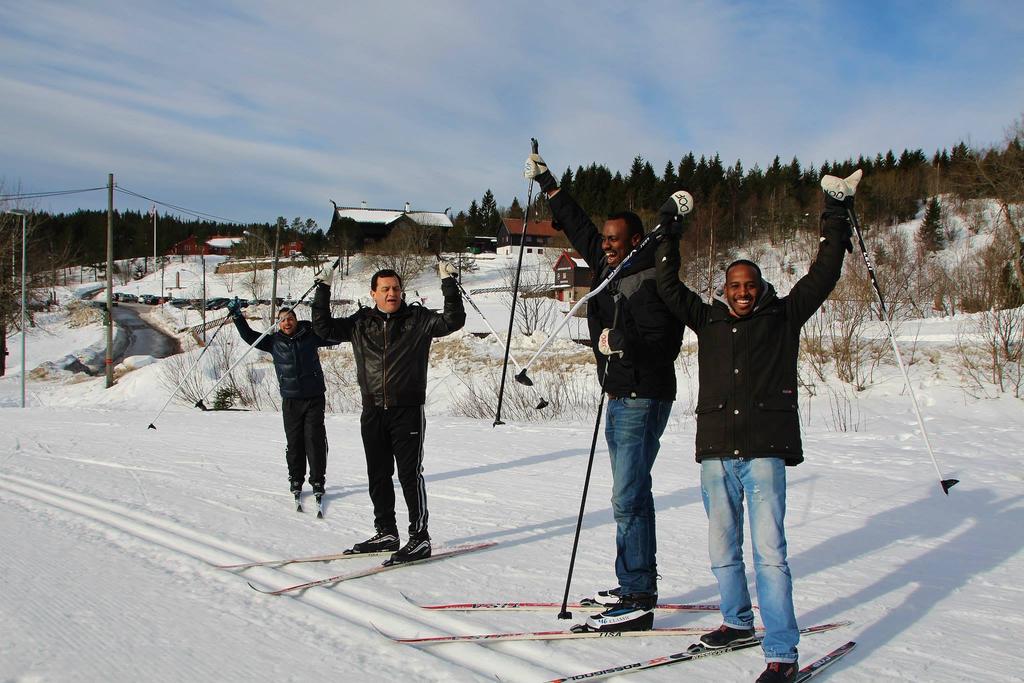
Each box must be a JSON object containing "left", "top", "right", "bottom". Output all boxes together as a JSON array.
[
  {"left": 821, "top": 169, "right": 863, "bottom": 203},
  {"left": 597, "top": 328, "right": 624, "bottom": 357},
  {"left": 524, "top": 154, "right": 558, "bottom": 192},
  {"left": 437, "top": 260, "right": 458, "bottom": 279},
  {"left": 314, "top": 260, "right": 341, "bottom": 287}
]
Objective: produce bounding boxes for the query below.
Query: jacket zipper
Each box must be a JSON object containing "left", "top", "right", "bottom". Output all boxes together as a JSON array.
[{"left": 382, "top": 317, "right": 389, "bottom": 409}]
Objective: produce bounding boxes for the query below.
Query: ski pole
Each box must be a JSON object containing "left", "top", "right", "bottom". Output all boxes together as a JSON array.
[
  {"left": 494, "top": 137, "right": 539, "bottom": 426},
  {"left": 845, "top": 203, "right": 958, "bottom": 495},
  {"left": 147, "top": 313, "right": 234, "bottom": 429},
  {"left": 557, "top": 388, "right": 607, "bottom": 619},
  {"left": 515, "top": 190, "right": 693, "bottom": 387},
  {"left": 192, "top": 255, "right": 342, "bottom": 412},
  {"left": 454, "top": 276, "right": 549, "bottom": 410}
]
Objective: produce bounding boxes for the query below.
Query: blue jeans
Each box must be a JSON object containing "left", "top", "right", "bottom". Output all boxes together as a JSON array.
[
  {"left": 700, "top": 457, "right": 798, "bottom": 663},
  {"left": 605, "top": 397, "right": 672, "bottom": 596}
]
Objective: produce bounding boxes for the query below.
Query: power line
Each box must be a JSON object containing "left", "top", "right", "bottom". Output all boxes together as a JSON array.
[
  {"left": 0, "top": 186, "right": 107, "bottom": 200},
  {"left": 115, "top": 186, "right": 248, "bottom": 224}
]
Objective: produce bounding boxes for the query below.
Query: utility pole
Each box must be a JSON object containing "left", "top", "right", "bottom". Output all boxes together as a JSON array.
[
  {"left": 271, "top": 220, "right": 281, "bottom": 320},
  {"left": 201, "top": 252, "right": 207, "bottom": 344},
  {"left": 105, "top": 173, "right": 114, "bottom": 389}
]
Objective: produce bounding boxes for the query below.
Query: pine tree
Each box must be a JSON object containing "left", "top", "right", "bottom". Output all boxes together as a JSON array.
[{"left": 918, "top": 197, "right": 945, "bottom": 251}]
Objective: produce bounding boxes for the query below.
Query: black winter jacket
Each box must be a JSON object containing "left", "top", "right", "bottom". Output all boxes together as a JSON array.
[
  {"left": 654, "top": 215, "right": 850, "bottom": 465},
  {"left": 310, "top": 278, "right": 466, "bottom": 408},
  {"left": 548, "top": 189, "right": 684, "bottom": 400},
  {"left": 234, "top": 317, "right": 334, "bottom": 399}
]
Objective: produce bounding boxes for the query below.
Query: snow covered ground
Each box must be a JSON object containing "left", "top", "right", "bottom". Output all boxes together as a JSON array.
[{"left": 2, "top": 250, "right": 1023, "bottom": 682}]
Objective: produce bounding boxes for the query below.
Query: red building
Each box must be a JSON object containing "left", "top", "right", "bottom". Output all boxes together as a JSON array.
[{"left": 552, "top": 250, "right": 592, "bottom": 303}]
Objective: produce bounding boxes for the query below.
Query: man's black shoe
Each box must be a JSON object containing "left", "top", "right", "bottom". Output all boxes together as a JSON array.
[
  {"left": 581, "top": 593, "right": 656, "bottom": 632},
  {"left": 346, "top": 528, "right": 400, "bottom": 554},
  {"left": 699, "top": 623, "right": 757, "bottom": 649},
  {"left": 386, "top": 531, "right": 431, "bottom": 565},
  {"left": 756, "top": 660, "right": 799, "bottom": 683}
]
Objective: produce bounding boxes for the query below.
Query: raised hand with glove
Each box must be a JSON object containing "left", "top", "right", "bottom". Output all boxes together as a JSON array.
[
  {"left": 819, "top": 169, "right": 862, "bottom": 253},
  {"left": 226, "top": 296, "right": 243, "bottom": 318},
  {"left": 656, "top": 190, "right": 695, "bottom": 240},
  {"left": 437, "top": 259, "right": 458, "bottom": 280},
  {"left": 597, "top": 328, "right": 625, "bottom": 358},
  {"left": 314, "top": 258, "right": 341, "bottom": 288},
  {"left": 524, "top": 152, "right": 559, "bottom": 195}
]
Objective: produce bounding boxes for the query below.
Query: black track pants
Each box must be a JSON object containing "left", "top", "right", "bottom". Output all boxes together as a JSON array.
[
  {"left": 360, "top": 404, "right": 428, "bottom": 535},
  {"left": 282, "top": 396, "right": 328, "bottom": 487}
]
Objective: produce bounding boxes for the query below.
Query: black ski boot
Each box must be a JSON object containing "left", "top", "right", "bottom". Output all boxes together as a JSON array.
[
  {"left": 756, "top": 661, "right": 799, "bottom": 683},
  {"left": 312, "top": 482, "right": 325, "bottom": 518},
  {"left": 290, "top": 479, "right": 303, "bottom": 512},
  {"left": 345, "top": 527, "right": 400, "bottom": 555},
  {"left": 574, "top": 593, "right": 656, "bottom": 632},
  {"left": 385, "top": 530, "right": 431, "bottom": 565},
  {"left": 699, "top": 624, "right": 757, "bottom": 649}
]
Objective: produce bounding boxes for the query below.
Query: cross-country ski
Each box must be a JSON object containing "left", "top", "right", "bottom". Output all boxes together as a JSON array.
[
  {"left": 399, "top": 592, "right": 720, "bottom": 613},
  {"left": 544, "top": 630, "right": 854, "bottom": 682},
  {"left": 377, "top": 620, "right": 851, "bottom": 646},
  {"left": 247, "top": 542, "right": 497, "bottom": 595}
]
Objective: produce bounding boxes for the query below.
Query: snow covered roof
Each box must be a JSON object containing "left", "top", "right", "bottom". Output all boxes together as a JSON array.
[
  {"left": 206, "top": 236, "right": 243, "bottom": 249},
  {"left": 334, "top": 206, "right": 453, "bottom": 228}
]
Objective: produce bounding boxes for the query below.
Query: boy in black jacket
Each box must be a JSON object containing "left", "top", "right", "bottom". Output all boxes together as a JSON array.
[{"left": 229, "top": 302, "right": 336, "bottom": 506}]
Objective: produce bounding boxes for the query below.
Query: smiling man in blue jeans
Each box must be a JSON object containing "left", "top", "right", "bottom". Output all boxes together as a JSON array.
[
  {"left": 654, "top": 171, "right": 860, "bottom": 682},
  {"left": 525, "top": 151, "right": 685, "bottom": 632}
]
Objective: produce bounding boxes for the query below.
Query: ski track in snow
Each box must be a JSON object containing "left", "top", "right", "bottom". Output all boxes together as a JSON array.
[{"left": 0, "top": 472, "right": 566, "bottom": 682}]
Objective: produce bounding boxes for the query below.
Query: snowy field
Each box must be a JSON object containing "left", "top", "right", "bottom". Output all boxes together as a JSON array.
[{"left": 2, "top": 249, "right": 1023, "bottom": 682}]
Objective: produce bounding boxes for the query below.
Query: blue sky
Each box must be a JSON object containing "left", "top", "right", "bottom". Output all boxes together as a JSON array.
[{"left": 0, "top": 1, "right": 1021, "bottom": 226}]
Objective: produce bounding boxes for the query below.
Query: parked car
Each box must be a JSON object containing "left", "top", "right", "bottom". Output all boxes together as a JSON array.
[
  {"left": 169, "top": 298, "right": 189, "bottom": 309},
  {"left": 205, "top": 297, "right": 229, "bottom": 310}
]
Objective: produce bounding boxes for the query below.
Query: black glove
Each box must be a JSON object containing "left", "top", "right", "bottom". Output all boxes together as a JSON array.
[
  {"left": 656, "top": 190, "right": 694, "bottom": 239},
  {"left": 226, "top": 296, "right": 242, "bottom": 318},
  {"left": 551, "top": 218, "right": 564, "bottom": 232}
]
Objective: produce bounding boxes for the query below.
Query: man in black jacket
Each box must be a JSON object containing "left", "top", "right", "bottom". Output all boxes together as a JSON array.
[
  {"left": 229, "top": 303, "right": 336, "bottom": 504},
  {"left": 525, "top": 152, "right": 685, "bottom": 632},
  {"left": 311, "top": 262, "right": 465, "bottom": 564},
  {"left": 654, "top": 171, "right": 861, "bottom": 683}
]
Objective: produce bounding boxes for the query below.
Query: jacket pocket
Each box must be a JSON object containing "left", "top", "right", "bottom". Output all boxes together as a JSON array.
[
  {"left": 752, "top": 393, "right": 800, "bottom": 454},
  {"left": 694, "top": 397, "right": 727, "bottom": 455}
]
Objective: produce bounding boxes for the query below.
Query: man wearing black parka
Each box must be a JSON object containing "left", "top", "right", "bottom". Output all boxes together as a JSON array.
[{"left": 654, "top": 170, "right": 862, "bottom": 683}]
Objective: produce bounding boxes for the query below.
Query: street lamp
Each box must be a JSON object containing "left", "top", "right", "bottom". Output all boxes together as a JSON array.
[
  {"left": 3, "top": 209, "right": 28, "bottom": 408},
  {"left": 243, "top": 229, "right": 279, "bottom": 320}
]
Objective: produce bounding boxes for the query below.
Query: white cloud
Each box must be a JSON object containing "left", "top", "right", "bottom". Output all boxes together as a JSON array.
[{"left": 0, "top": 1, "right": 1021, "bottom": 221}]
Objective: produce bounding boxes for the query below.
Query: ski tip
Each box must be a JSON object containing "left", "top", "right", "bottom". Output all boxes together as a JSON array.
[
  {"left": 247, "top": 581, "right": 276, "bottom": 595},
  {"left": 535, "top": 398, "right": 550, "bottom": 410},
  {"left": 514, "top": 369, "right": 533, "bottom": 386},
  {"left": 370, "top": 623, "right": 399, "bottom": 641},
  {"left": 941, "top": 478, "right": 960, "bottom": 495},
  {"left": 146, "top": 423, "right": 156, "bottom": 430}
]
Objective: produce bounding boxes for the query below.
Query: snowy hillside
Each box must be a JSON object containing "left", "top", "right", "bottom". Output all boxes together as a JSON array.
[{"left": 3, "top": 218, "right": 1024, "bottom": 681}]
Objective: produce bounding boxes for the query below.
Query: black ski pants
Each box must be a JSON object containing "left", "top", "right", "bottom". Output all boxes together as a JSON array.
[
  {"left": 282, "top": 395, "right": 328, "bottom": 488},
  {"left": 360, "top": 404, "right": 428, "bottom": 536}
]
